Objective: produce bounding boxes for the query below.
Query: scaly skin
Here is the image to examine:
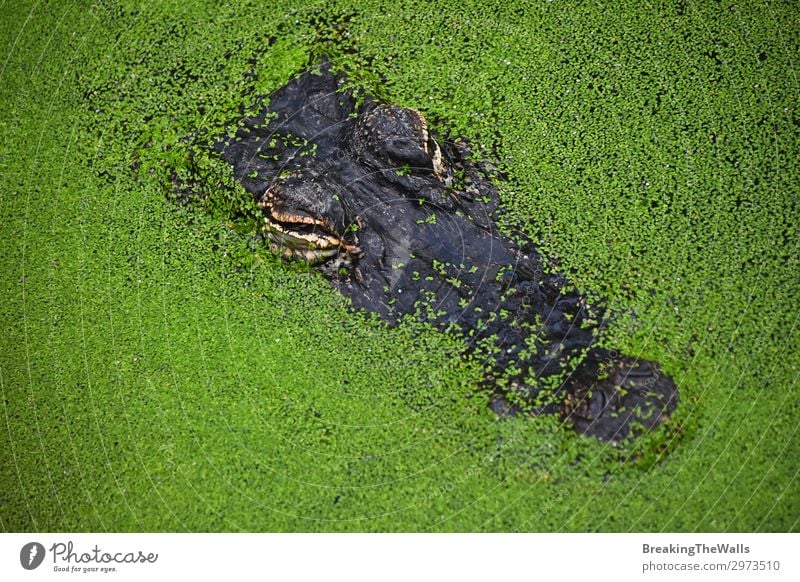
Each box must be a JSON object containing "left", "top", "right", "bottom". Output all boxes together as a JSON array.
[{"left": 215, "top": 61, "right": 678, "bottom": 441}]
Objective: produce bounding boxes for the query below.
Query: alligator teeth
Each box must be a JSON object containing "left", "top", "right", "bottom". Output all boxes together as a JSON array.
[
  {"left": 263, "top": 219, "right": 340, "bottom": 249},
  {"left": 261, "top": 210, "right": 360, "bottom": 263},
  {"left": 269, "top": 207, "right": 332, "bottom": 230},
  {"left": 268, "top": 243, "right": 342, "bottom": 263}
]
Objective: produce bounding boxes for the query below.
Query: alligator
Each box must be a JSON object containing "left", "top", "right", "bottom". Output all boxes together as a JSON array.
[{"left": 214, "top": 61, "right": 678, "bottom": 441}]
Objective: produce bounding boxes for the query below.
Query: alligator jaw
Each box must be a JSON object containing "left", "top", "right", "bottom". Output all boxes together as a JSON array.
[{"left": 258, "top": 199, "right": 360, "bottom": 264}]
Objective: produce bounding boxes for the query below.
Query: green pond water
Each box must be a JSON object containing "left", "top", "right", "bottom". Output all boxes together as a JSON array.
[{"left": 1, "top": 0, "right": 797, "bottom": 531}]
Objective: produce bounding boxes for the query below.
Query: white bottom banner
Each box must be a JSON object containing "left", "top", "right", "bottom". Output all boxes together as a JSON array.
[{"left": 1, "top": 533, "right": 797, "bottom": 581}]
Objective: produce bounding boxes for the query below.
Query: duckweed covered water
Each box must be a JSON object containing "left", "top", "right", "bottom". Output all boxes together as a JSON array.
[{"left": 1, "top": 0, "right": 797, "bottom": 531}]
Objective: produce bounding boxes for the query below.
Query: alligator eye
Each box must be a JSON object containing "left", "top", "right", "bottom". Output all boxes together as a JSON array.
[
  {"left": 355, "top": 104, "right": 451, "bottom": 182},
  {"left": 384, "top": 136, "right": 434, "bottom": 171},
  {"left": 418, "top": 120, "right": 450, "bottom": 183}
]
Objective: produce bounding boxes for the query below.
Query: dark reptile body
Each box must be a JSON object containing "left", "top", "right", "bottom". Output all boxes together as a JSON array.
[{"left": 216, "top": 62, "right": 678, "bottom": 441}]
